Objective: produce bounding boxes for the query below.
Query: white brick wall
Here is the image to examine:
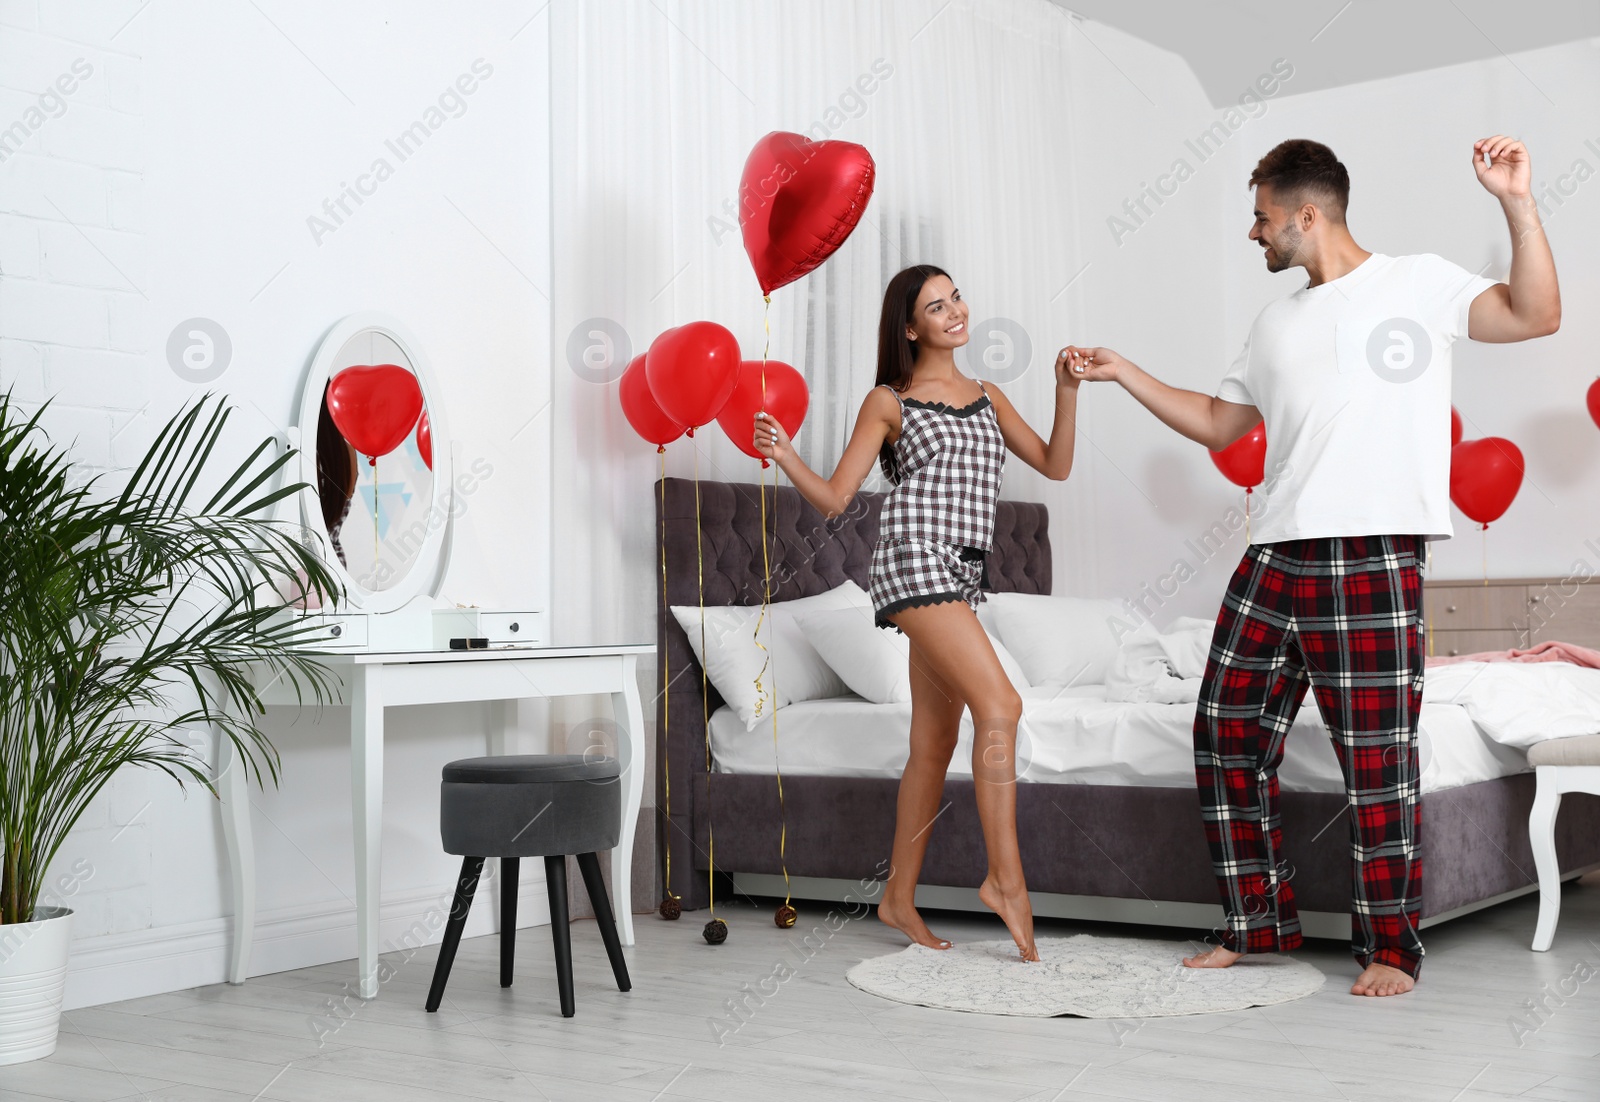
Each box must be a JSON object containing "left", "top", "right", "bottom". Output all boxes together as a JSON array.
[
  {"left": 0, "top": 0, "right": 147, "bottom": 477},
  {"left": 1, "top": 0, "right": 153, "bottom": 940}
]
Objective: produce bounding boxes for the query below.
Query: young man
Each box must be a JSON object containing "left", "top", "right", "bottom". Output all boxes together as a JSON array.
[{"left": 1065, "top": 137, "right": 1560, "bottom": 996}]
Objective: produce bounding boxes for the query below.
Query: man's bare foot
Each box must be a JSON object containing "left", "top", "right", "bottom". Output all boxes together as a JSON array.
[
  {"left": 877, "top": 895, "right": 951, "bottom": 949},
  {"left": 1351, "top": 963, "right": 1415, "bottom": 997},
  {"left": 1182, "top": 945, "right": 1242, "bottom": 969},
  {"left": 978, "top": 875, "right": 1039, "bottom": 962}
]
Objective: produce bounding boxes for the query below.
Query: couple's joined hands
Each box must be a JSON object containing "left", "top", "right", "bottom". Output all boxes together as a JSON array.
[{"left": 1059, "top": 345, "right": 1128, "bottom": 384}]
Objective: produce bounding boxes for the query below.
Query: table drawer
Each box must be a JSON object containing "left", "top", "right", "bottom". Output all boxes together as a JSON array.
[
  {"left": 478, "top": 611, "right": 541, "bottom": 643},
  {"left": 1425, "top": 584, "right": 1528, "bottom": 631},
  {"left": 300, "top": 613, "right": 369, "bottom": 649},
  {"left": 432, "top": 609, "right": 544, "bottom": 647},
  {"left": 1428, "top": 628, "right": 1527, "bottom": 659},
  {"left": 1528, "top": 583, "right": 1600, "bottom": 648}
]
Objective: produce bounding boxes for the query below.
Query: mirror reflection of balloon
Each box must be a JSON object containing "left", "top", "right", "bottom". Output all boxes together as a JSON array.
[
  {"left": 326, "top": 364, "right": 425, "bottom": 461},
  {"left": 325, "top": 363, "right": 426, "bottom": 574}
]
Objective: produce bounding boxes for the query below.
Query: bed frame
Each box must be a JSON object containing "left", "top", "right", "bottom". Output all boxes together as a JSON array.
[{"left": 656, "top": 476, "right": 1600, "bottom": 939}]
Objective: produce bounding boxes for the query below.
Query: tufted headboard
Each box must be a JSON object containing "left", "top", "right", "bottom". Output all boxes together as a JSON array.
[{"left": 654, "top": 476, "right": 1050, "bottom": 906}]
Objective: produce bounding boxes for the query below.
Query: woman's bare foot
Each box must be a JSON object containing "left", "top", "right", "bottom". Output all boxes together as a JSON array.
[
  {"left": 877, "top": 895, "right": 951, "bottom": 949},
  {"left": 1182, "top": 945, "right": 1242, "bottom": 969},
  {"left": 978, "top": 874, "right": 1039, "bottom": 962},
  {"left": 1351, "top": 963, "right": 1414, "bottom": 997}
]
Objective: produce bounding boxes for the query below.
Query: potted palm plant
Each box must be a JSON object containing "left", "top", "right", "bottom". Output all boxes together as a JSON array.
[{"left": 0, "top": 392, "right": 341, "bottom": 1064}]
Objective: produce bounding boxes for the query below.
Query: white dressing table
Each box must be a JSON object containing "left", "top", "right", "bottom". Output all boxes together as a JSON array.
[
  {"left": 221, "top": 312, "right": 650, "bottom": 1000},
  {"left": 218, "top": 643, "right": 651, "bottom": 999}
]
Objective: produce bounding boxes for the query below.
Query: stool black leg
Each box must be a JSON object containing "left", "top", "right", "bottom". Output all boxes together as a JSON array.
[
  {"left": 425, "top": 856, "right": 484, "bottom": 1013},
  {"left": 576, "top": 852, "right": 632, "bottom": 992},
  {"left": 544, "top": 855, "right": 575, "bottom": 1017},
  {"left": 500, "top": 857, "right": 519, "bottom": 988}
]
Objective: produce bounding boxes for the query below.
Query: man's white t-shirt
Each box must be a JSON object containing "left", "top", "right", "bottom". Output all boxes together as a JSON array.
[{"left": 1215, "top": 253, "right": 1495, "bottom": 544}]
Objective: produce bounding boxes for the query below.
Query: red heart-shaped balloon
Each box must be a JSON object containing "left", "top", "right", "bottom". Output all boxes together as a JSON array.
[
  {"left": 1587, "top": 379, "right": 1600, "bottom": 431},
  {"left": 1450, "top": 437, "right": 1524, "bottom": 526},
  {"left": 645, "top": 322, "right": 741, "bottom": 430},
  {"left": 1450, "top": 406, "right": 1463, "bottom": 447},
  {"left": 740, "top": 131, "right": 875, "bottom": 295},
  {"left": 619, "top": 353, "right": 686, "bottom": 446},
  {"left": 416, "top": 409, "right": 432, "bottom": 470},
  {"left": 716, "top": 359, "right": 809, "bottom": 462},
  {"left": 326, "top": 364, "right": 424, "bottom": 461},
  {"left": 1209, "top": 422, "right": 1266, "bottom": 489}
]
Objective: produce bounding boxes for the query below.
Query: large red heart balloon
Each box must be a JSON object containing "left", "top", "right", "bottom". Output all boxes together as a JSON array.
[
  {"left": 416, "top": 409, "right": 433, "bottom": 470},
  {"left": 1450, "top": 437, "right": 1524, "bottom": 526},
  {"left": 1450, "top": 406, "right": 1463, "bottom": 447},
  {"left": 645, "top": 322, "right": 741, "bottom": 429},
  {"left": 1209, "top": 422, "right": 1266, "bottom": 489},
  {"left": 740, "top": 131, "right": 875, "bottom": 295},
  {"left": 619, "top": 353, "right": 686, "bottom": 446},
  {"left": 326, "top": 364, "right": 424, "bottom": 461},
  {"left": 1587, "top": 379, "right": 1600, "bottom": 431},
  {"left": 716, "top": 359, "right": 809, "bottom": 461}
]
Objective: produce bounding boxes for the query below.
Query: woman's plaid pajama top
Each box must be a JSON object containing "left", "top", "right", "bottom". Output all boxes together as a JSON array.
[{"left": 869, "top": 381, "right": 1006, "bottom": 631}]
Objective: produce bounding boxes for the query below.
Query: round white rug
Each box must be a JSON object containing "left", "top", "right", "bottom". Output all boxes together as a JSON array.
[{"left": 846, "top": 934, "right": 1324, "bottom": 1018}]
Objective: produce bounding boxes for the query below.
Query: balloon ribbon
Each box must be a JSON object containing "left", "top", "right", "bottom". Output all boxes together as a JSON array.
[
  {"left": 658, "top": 449, "right": 678, "bottom": 907},
  {"left": 750, "top": 293, "right": 793, "bottom": 912},
  {"left": 694, "top": 445, "right": 715, "bottom": 919}
]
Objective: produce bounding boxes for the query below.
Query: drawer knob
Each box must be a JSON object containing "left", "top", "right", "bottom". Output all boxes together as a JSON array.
[
  {"left": 330, "top": 624, "right": 343, "bottom": 637},
  {"left": 509, "top": 622, "right": 520, "bottom": 633},
  {"left": 1447, "top": 605, "right": 1458, "bottom": 613},
  {"left": 1528, "top": 596, "right": 1542, "bottom": 605},
  {"left": 1448, "top": 648, "right": 1459, "bottom": 656}
]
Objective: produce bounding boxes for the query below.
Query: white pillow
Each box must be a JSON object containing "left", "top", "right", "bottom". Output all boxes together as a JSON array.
[
  {"left": 795, "top": 608, "right": 1031, "bottom": 705},
  {"left": 985, "top": 592, "right": 1124, "bottom": 687},
  {"left": 671, "top": 581, "right": 869, "bottom": 729}
]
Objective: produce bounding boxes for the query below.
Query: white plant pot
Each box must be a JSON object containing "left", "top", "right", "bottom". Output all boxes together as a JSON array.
[{"left": 0, "top": 906, "right": 72, "bottom": 1065}]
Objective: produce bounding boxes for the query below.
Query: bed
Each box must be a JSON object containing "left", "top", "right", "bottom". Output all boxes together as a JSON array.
[{"left": 655, "top": 476, "right": 1600, "bottom": 938}]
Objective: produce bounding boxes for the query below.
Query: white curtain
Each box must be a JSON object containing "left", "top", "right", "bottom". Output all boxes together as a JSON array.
[{"left": 548, "top": 0, "right": 1093, "bottom": 693}]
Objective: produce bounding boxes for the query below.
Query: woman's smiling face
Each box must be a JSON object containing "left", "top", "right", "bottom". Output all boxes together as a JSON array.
[{"left": 905, "top": 275, "right": 970, "bottom": 351}]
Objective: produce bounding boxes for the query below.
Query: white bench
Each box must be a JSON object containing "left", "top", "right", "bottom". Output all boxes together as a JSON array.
[{"left": 1529, "top": 733, "right": 1600, "bottom": 951}]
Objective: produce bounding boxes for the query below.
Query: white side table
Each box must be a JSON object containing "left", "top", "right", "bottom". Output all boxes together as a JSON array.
[{"left": 217, "top": 644, "right": 652, "bottom": 998}]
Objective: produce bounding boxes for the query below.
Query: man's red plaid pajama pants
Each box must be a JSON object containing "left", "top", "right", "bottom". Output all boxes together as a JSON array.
[{"left": 1194, "top": 534, "right": 1426, "bottom": 978}]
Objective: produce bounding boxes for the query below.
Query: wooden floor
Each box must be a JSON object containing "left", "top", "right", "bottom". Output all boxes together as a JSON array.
[{"left": 7, "top": 877, "right": 1600, "bottom": 1101}]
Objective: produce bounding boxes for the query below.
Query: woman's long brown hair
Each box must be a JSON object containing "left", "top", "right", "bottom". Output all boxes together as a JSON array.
[{"left": 875, "top": 264, "right": 949, "bottom": 483}]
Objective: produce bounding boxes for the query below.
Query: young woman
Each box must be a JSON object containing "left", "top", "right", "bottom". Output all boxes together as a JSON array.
[{"left": 754, "top": 265, "right": 1083, "bottom": 962}]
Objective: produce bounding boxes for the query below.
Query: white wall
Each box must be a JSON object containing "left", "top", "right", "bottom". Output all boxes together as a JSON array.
[
  {"left": 1058, "top": 19, "right": 1269, "bottom": 619},
  {"left": 1, "top": 0, "right": 559, "bottom": 1007}
]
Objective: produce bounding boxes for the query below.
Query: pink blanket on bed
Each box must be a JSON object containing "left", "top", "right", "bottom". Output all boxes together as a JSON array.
[{"left": 1426, "top": 640, "right": 1600, "bottom": 668}]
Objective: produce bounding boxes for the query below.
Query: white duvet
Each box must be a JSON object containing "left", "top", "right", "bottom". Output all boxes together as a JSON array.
[
  {"left": 711, "top": 683, "right": 1529, "bottom": 795},
  {"left": 1102, "top": 617, "right": 1212, "bottom": 704},
  {"left": 1423, "top": 661, "right": 1600, "bottom": 749},
  {"left": 708, "top": 612, "right": 1599, "bottom": 795}
]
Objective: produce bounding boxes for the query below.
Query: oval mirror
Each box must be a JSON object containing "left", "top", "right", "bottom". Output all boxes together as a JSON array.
[{"left": 296, "top": 313, "right": 450, "bottom": 613}]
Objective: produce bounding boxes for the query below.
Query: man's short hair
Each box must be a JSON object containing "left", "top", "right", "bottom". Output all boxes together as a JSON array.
[{"left": 1249, "top": 139, "right": 1350, "bottom": 223}]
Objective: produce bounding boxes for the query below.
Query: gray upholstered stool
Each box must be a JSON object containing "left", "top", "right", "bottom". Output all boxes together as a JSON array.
[
  {"left": 424, "top": 755, "right": 631, "bottom": 1017},
  {"left": 1528, "top": 735, "right": 1600, "bottom": 951}
]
